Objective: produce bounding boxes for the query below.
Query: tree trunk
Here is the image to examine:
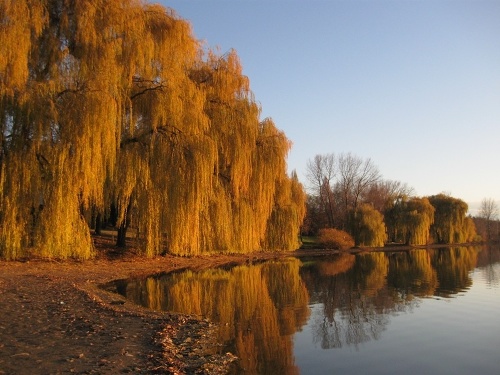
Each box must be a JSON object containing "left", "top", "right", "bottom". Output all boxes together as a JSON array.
[
  {"left": 116, "top": 199, "right": 132, "bottom": 248},
  {"left": 94, "top": 212, "right": 102, "bottom": 235},
  {"left": 116, "top": 223, "right": 128, "bottom": 247}
]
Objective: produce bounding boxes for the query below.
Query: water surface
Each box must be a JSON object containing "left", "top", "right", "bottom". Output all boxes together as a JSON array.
[{"left": 107, "top": 246, "right": 500, "bottom": 374}]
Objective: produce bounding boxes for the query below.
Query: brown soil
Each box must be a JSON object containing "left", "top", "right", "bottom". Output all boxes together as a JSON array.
[{"left": 0, "top": 236, "right": 293, "bottom": 375}]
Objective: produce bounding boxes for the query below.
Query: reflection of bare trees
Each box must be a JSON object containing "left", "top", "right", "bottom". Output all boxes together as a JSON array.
[
  {"left": 482, "top": 263, "right": 500, "bottom": 287},
  {"left": 312, "top": 299, "right": 390, "bottom": 350},
  {"left": 301, "top": 248, "right": 482, "bottom": 350},
  {"left": 302, "top": 253, "right": 394, "bottom": 349},
  {"left": 477, "top": 245, "right": 500, "bottom": 287},
  {"left": 107, "top": 246, "right": 498, "bottom": 367}
]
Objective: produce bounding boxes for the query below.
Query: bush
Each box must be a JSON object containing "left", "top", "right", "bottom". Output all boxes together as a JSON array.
[{"left": 317, "top": 228, "right": 355, "bottom": 250}]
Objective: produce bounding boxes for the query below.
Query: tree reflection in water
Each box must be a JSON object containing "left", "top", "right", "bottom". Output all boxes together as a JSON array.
[
  {"left": 477, "top": 245, "right": 500, "bottom": 287},
  {"left": 110, "top": 247, "right": 485, "bottom": 373},
  {"left": 115, "top": 258, "right": 309, "bottom": 374},
  {"left": 300, "top": 247, "right": 479, "bottom": 350},
  {"left": 301, "top": 253, "right": 393, "bottom": 349}
]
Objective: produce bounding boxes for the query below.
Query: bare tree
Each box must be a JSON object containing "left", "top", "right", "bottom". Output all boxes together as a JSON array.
[
  {"left": 306, "top": 154, "right": 335, "bottom": 192},
  {"left": 364, "top": 180, "right": 415, "bottom": 213},
  {"left": 336, "top": 153, "right": 381, "bottom": 228},
  {"left": 306, "top": 154, "right": 336, "bottom": 227},
  {"left": 479, "top": 198, "right": 499, "bottom": 241}
]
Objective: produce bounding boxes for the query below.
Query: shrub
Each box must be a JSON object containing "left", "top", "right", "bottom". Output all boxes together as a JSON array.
[{"left": 317, "top": 228, "right": 355, "bottom": 250}]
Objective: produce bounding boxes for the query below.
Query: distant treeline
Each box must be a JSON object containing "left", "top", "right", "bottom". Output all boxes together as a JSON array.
[
  {"left": 0, "top": 1, "right": 306, "bottom": 259},
  {"left": 303, "top": 153, "right": 489, "bottom": 247}
]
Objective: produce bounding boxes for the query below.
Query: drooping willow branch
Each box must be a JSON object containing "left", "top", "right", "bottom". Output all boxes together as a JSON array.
[
  {"left": 119, "top": 124, "right": 184, "bottom": 148},
  {"left": 130, "top": 77, "right": 167, "bottom": 100}
]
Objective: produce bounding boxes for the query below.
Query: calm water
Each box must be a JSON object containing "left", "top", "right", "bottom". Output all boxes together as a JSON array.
[{"left": 107, "top": 246, "right": 500, "bottom": 374}]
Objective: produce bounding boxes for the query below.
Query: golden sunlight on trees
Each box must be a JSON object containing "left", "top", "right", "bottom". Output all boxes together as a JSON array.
[
  {"left": 263, "top": 171, "right": 307, "bottom": 251},
  {"left": 349, "top": 203, "right": 387, "bottom": 247},
  {"left": 0, "top": 1, "right": 304, "bottom": 259},
  {"left": 305, "top": 154, "right": 478, "bottom": 247},
  {"left": 385, "top": 197, "right": 435, "bottom": 245},
  {"left": 317, "top": 228, "right": 354, "bottom": 250},
  {"left": 428, "top": 194, "right": 475, "bottom": 244}
]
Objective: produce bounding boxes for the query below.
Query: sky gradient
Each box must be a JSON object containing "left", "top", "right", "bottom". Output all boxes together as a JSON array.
[{"left": 160, "top": 0, "right": 500, "bottom": 213}]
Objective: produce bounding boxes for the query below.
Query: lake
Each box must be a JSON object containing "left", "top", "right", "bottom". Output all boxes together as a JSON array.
[{"left": 108, "top": 246, "right": 500, "bottom": 374}]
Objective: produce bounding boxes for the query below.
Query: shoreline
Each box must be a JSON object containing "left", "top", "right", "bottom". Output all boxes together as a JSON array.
[{"left": 0, "top": 241, "right": 484, "bottom": 374}]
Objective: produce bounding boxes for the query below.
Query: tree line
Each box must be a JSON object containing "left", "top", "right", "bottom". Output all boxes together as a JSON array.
[
  {"left": 303, "top": 153, "right": 494, "bottom": 247},
  {"left": 0, "top": 0, "right": 306, "bottom": 259}
]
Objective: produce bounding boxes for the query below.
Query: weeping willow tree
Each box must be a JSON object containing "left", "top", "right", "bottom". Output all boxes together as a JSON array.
[
  {"left": 263, "top": 170, "right": 307, "bottom": 251},
  {"left": 113, "top": 4, "right": 214, "bottom": 257},
  {"left": 0, "top": 1, "right": 305, "bottom": 259},
  {"left": 385, "top": 197, "right": 435, "bottom": 245},
  {"left": 462, "top": 217, "right": 478, "bottom": 243},
  {"left": 0, "top": 0, "right": 126, "bottom": 258},
  {"left": 348, "top": 203, "right": 387, "bottom": 247},
  {"left": 428, "top": 194, "right": 474, "bottom": 244},
  {"left": 186, "top": 52, "right": 302, "bottom": 256}
]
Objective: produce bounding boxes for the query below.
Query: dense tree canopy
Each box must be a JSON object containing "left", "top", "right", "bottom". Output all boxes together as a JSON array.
[
  {"left": 385, "top": 197, "right": 435, "bottom": 245},
  {"left": 349, "top": 203, "right": 387, "bottom": 247},
  {"left": 428, "top": 194, "right": 470, "bottom": 244},
  {"left": 0, "top": 0, "right": 305, "bottom": 259}
]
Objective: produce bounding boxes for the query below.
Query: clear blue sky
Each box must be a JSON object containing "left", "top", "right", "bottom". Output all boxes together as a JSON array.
[{"left": 159, "top": 0, "right": 500, "bottom": 213}]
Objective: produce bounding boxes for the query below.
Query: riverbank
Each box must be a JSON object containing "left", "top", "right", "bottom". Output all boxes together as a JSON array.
[
  {"left": 0, "top": 242, "right": 292, "bottom": 374},
  {"left": 0, "top": 238, "right": 482, "bottom": 374}
]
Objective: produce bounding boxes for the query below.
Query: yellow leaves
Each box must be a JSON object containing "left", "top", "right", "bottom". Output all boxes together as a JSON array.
[
  {"left": 0, "top": 0, "right": 305, "bottom": 259},
  {"left": 350, "top": 203, "right": 387, "bottom": 247},
  {"left": 0, "top": 0, "right": 47, "bottom": 96},
  {"left": 428, "top": 194, "right": 473, "bottom": 244}
]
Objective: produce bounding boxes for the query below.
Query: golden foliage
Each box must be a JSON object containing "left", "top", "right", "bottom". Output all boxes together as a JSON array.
[
  {"left": 428, "top": 194, "right": 475, "bottom": 244},
  {"left": 349, "top": 203, "right": 387, "bottom": 247},
  {"left": 385, "top": 197, "right": 435, "bottom": 245},
  {"left": 0, "top": 0, "right": 46, "bottom": 96},
  {"left": 317, "top": 254, "right": 356, "bottom": 276},
  {"left": 0, "top": 1, "right": 305, "bottom": 259}
]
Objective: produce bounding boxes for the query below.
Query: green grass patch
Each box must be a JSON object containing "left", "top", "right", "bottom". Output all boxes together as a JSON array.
[{"left": 300, "top": 236, "right": 319, "bottom": 249}]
